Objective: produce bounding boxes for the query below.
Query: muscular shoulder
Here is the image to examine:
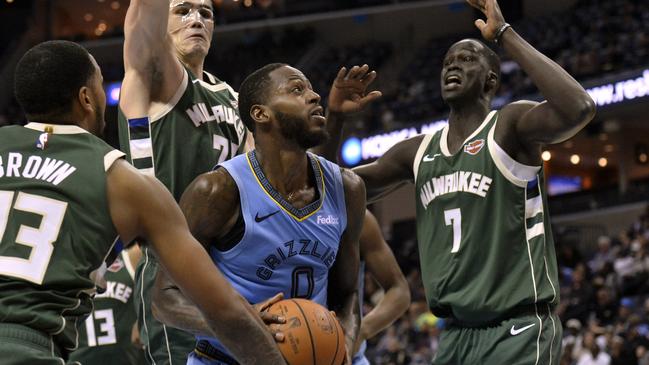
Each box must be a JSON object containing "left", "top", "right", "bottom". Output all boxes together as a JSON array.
[
  {"left": 497, "top": 100, "right": 541, "bottom": 135},
  {"left": 181, "top": 168, "right": 239, "bottom": 213},
  {"left": 495, "top": 100, "right": 541, "bottom": 156},
  {"left": 340, "top": 168, "right": 366, "bottom": 226},
  {"left": 180, "top": 168, "right": 241, "bottom": 242},
  {"left": 340, "top": 168, "right": 366, "bottom": 202}
]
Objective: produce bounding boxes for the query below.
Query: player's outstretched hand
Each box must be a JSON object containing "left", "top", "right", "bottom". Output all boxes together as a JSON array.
[
  {"left": 328, "top": 64, "right": 382, "bottom": 114},
  {"left": 466, "top": 0, "right": 506, "bottom": 41},
  {"left": 254, "top": 292, "right": 286, "bottom": 342}
]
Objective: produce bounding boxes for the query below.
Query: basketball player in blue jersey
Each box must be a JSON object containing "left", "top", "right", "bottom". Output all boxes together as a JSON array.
[
  {"left": 152, "top": 63, "right": 368, "bottom": 365},
  {"left": 352, "top": 210, "right": 410, "bottom": 365}
]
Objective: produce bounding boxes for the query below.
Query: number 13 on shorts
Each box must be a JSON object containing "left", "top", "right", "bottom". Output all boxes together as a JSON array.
[{"left": 444, "top": 208, "right": 462, "bottom": 253}]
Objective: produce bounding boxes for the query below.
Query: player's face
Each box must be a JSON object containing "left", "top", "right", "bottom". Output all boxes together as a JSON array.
[
  {"left": 88, "top": 56, "right": 106, "bottom": 137},
  {"left": 441, "top": 40, "right": 490, "bottom": 102},
  {"left": 168, "top": 0, "right": 214, "bottom": 59},
  {"left": 266, "top": 66, "right": 328, "bottom": 149}
]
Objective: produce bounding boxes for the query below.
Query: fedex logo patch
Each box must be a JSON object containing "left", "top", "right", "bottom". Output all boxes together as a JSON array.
[{"left": 317, "top": 215, "right": 339, "bottom": 225}]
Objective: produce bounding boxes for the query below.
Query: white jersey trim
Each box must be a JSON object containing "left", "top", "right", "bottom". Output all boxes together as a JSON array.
[
  {"left": 525, "top": 195, "right": 543, "bottom": 219},
  {"left": 192, "top": 77, "right": 231, "bottom": 93},
  {"left": 413, "top": 134, "right": 434, "bottom": 182},
  {"left": 150, "top": 69, "right": 189, "bottom": 123},
  {"left": 487, "top": 122, "right": 540, "bottom": 188},
  {"left": 140, "top": 247, "right": 157, "bottom": 364},
  {"left": 104, "top": 150, "right": 125, "bottom": 172},
  {"left": 121, "top": 250, "right": 136, "bottom": 281},
  {"left": 440, "top": 110, "right": 496, "bottom": 157},
  {"left": 129, "top": 138, "right": 153, "bottom": 160},
  {"left": 24, "top": 123, "right": 88, "bottom": 135},
  {"left": 204, "top": 70, "right": 239, "bottom": 98}
]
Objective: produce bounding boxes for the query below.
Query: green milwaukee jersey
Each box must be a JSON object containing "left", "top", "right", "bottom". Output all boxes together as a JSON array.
[
  {"left": 0, "top": 123, "right": 123, "bottom": 352},
  {"left": 69, "top": 251, "right": 144, "bottom": 364},
  {"left": 117, "top": 69, "right": 246, "bottom": 364},
  {"left": 413, "top": 111, "right": 559, "bottom": 325},
  {"left": 118, "top": 68, "right": 247, "bottom": 200}
]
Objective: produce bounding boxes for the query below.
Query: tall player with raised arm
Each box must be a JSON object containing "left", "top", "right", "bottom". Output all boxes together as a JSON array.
[
  {"left": 118, "top": 2, "right": 380, "bottom": 362},
  {"left": 349, "top": 0, "right": 597, "bottom": 363},
  {"left": 118, "top": 1, "right": 251, "bottom": 361}
]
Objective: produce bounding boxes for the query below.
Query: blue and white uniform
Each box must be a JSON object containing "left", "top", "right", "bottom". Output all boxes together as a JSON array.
[{"left": 188, "top": 150, "right": 348, "bottom": 365}]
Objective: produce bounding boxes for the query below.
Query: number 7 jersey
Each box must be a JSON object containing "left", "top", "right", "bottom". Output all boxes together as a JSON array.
[
  {"left": 0, "top": 123, "right": 123, "bottom": 352},
  {"left": 412, "top": 111, "right": 560, "bottom": 325}
]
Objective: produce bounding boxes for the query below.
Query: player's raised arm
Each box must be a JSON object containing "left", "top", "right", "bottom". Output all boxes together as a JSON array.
[
  {"left": 120, "top": 0, "right": 184, "bottom": 117},
  {"left": 353, "top": 211, "right": 410, "bottom": 354},
  {"left": 327, "top": 169, "right": 366, "bottom": 364},
  {"left": 106, "top": 160, "right": 287, "bottom": 365},
  {"left": 310, "top": 65, "right": 382, "bottom": 161},
  {"left": 352, "top": 135, "right": 423, "bottom": 203},
  {"left": 467, "top": 0, "right": 596, "bottom": 148}
]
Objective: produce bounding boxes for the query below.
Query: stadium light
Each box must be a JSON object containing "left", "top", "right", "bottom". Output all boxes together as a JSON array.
[
  {"left": 598, "top": 158, "right": 608, "bottom": 167},
  {"left": 570, "top": 154, "right": 581, "bottom": 165}
]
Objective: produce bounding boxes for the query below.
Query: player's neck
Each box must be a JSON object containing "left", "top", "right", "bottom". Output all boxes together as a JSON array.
[
  {"left": 181, "top": 57, "right": 205, "bottom": 81},
  {"left": 254, "top": 142, "right": 312, "bottom": 198},
  {"left": 447, "top": 101, "right": 490, "bottom": 141}
]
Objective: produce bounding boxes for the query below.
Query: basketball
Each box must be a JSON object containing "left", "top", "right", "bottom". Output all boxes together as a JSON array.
[{"left": 266, "top": 299, "right": 346, "bottom": 365}]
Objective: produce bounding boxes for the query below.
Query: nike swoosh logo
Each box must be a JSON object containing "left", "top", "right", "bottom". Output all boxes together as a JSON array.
[
  {"left": 510, "top": 323, "right": 536, "bottom": 336},
  {"left": 255, "top": 210, "right": 280, "bottom": 223},
  {"left": 423, "top": 153, "right": 441, "bottom": 162}
]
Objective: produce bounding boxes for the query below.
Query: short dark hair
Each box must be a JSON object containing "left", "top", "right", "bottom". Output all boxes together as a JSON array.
[
  {"left": 14, "top": 40, "right": 95, "bottom": 119},
  {"left": 238, "top": 63, "right": 287, "bottom": 133}
]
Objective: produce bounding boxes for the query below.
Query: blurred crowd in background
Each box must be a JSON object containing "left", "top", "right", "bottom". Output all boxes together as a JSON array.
[{"left": 1, "top": 0, "right": 648, "bottom": 363}]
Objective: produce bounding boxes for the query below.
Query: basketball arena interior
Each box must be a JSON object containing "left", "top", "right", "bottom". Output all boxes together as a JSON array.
[{"left": 1, "top": 0, "right": 648, "bottom": 364}]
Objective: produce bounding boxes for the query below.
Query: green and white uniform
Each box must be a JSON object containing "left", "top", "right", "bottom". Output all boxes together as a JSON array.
[
  {"left": 117, "top": 69, "right": 247, "bottom": 365},
  {"left": 69, "top": 251, "right": 144, "bottom": 365},
  {"left": 412, "top": 111, "right": 562, "bottom": 365},
  {"left": 0, "top": 123, "right": 123, "bottom": 364}
]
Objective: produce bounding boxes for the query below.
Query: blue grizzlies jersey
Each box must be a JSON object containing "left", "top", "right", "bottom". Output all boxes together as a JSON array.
[{"left": 196, "top": 150, "right": 348, "bottom": 357}]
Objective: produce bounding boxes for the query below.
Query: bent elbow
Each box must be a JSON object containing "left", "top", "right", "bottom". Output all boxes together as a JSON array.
[{"left": 574, "top": 95, "right": 597, "bottom": 125}]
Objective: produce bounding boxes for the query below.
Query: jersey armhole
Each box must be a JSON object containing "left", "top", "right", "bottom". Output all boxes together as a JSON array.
[
  {"left": 104, "top": 150, "right": 126, "bottom": 172},
  {"left": 121, "top": 250, "right": 136, "bottom": 280},
  {"left": 210, "top": 165, "right": 252, "bottom": 258},
  {"left": 413, "top": 134, "right": 434, "bottom": 182},
  {"left": 487, "top": 123, "right": 540, "bottom": 187},
  {"left": 149, "top": 68, "right": 189, "bottom": 123}
]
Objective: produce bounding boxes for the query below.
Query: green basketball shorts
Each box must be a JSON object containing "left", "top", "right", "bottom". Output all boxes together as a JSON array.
[
  {"left": 433, "top": 304, "right": 563, "bottom": 365},
  {"left": 0, "top": 323, "right": 66, "bottom": 365}
]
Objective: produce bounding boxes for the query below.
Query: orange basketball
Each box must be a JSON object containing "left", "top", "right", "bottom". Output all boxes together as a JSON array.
[{"left": 266, "top": 298, "right": 346, "bottom": 365}]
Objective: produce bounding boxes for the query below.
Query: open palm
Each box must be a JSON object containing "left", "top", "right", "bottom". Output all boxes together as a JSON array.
[
  {"left": 466, "top": 0, "right": 507, "bottom": 41},
  {"left": 328, "top": 64, "right": 382, "bottom": 114}
]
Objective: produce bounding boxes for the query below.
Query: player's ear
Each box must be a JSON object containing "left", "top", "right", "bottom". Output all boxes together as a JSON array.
[
  {"left": 251, "top": 104, "right": 271, "bottom": 126},
  {"left": 78, "top": 86, "right": 93, "bottom": 113},
  {"left": 484, "top": 71, "right": 498, "bottom": 94}
]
